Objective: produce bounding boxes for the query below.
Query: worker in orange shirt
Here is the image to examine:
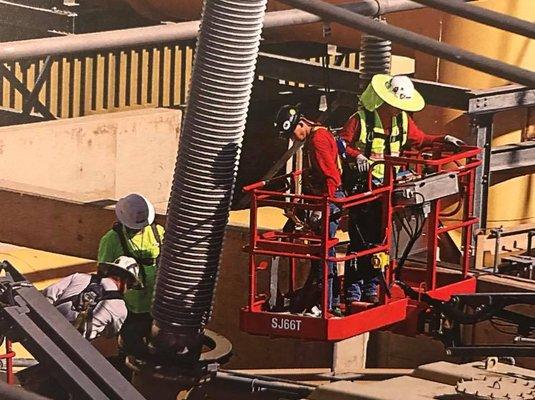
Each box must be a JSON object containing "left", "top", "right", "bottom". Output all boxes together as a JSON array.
[
  {"left": 338, "top": 74, "right": 465, "bottom": 305},
  {"left": 275, "top": 104, "right": 344, "bottom": 317}
]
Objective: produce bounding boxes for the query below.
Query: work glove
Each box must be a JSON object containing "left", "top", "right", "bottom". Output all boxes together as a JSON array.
[
  {"left": 308, "top": 210, "right": 323, "bottom": 232},
  {"left": 443, "top": 135, "right": 466, "bottom": 150},
  {"left": 355, "top": 154, "right": 370, "bottom": 173}
]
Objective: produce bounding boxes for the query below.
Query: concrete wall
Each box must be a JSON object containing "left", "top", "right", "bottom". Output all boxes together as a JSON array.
[
  {"left": 0, "top": 187, "right": 334, "bottom": 368},
  {"left": 3, "top": 186, "right": 533, "bottom": 370},
  {"left": 0, "top": 108, "right": 181, "bottom": 206}
]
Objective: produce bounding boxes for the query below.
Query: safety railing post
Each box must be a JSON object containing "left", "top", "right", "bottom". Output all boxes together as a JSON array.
[
  {"left": 322, "top": 195, "right": 330, "bottom": 318},
  {"left": 249, "top": 191, "right": 259, "bottom": 310}
]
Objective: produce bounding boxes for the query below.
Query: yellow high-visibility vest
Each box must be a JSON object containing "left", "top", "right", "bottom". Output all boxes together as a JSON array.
[{"left": 353, "top": 109, "right": 409, "bottom": 179}]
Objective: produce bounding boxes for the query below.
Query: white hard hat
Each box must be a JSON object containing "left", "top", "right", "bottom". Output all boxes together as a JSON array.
[
  {"left": 115, "top": 193, "right": 155, "bottom": 230},
  {"left": 98, "top": 256, "right": 140, "bottom": 284}
]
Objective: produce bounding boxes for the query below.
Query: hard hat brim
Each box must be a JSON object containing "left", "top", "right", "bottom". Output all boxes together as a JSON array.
[
  {"left": 371, "top": 74, "right": 425, "bottom": 112},
  {"left": 99, "top": 261, "right": 139, "bottom": 283}
]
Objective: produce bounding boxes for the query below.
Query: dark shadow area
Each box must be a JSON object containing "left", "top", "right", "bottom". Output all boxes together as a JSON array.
[{"left": 22, "top": 261, "right": 95, "bottom": 283}]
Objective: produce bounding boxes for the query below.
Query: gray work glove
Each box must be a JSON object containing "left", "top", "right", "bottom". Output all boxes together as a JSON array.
[
  {"left": 355, "top": 154, "right": 370, "bottom": 173},
  {"left": 308, "top": 210, "right": 323, "bottom": 232},
  {"left": 443, "top": 135, "right": 466, "bottom": 149}
]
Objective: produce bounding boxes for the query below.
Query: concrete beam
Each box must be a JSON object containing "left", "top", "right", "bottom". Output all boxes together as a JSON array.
[
  {"left": 0, "top": 186, "right": 165, "bottom": 259},
  {"left": 0, "top": 108, "right": 181, "bottom": 206}
]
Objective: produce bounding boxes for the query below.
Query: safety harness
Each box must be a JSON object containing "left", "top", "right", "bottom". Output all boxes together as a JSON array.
[
  {"left": 302, "top": 126, "right": 343, "bottom": 196},
  {"left": 353, "top": 109, "right": 409, "bottom": 179},
  {"left": 54, "top": 275, "right": 122, "bottom": 340},
  {"left": 112, "top": 222, "right": 162, "bottom": 288}
]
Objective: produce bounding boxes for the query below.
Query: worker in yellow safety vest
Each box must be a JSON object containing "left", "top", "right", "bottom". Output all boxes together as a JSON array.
[
  {"left": 98, "top": 193, "right": 164, "bottom": 362},
  {"left": 338, "top": 74, "right": 465, "bottom": 306}
]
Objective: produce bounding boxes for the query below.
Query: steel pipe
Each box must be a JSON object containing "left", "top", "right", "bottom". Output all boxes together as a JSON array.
[
  {"left": 215, "top": 371, "right": 315, "bottom": 398},
  {"left": 0, "top": 1, "right": 428, "bottom": 62},
  {"left": 279, "top": 0, "right": 535, "bottom": 87},
  {"left": 151, "top": 0, "right": 267, "bottom": 359},
  {"left": 410, "top": 0, "right": 535, "bottom": 39}
]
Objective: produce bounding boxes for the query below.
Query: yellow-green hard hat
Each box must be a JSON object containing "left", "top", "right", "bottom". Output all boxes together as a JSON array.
[{"left": 371, "top": 74, "right": 425, "bottom": 112}]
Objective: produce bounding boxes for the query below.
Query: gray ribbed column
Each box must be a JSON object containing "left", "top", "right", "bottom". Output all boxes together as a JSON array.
[
  {"left": 358, "top": 18, "right": 391, "bottom": 93},
  {"left": 152, "top": 0, "right": 267, "bottom": 356}
]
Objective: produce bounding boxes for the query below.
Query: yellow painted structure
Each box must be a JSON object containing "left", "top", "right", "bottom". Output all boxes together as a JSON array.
[{"left": 411, "top": 0, "right": 535, "bottom": 230}]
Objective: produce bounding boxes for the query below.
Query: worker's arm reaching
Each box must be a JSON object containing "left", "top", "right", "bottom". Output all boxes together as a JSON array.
[
  {"left": 339, "top": 114, "right": 466, "bottom": 160},
  {"left": 42, "top": 274, "right": 75, "bottom": 304}
]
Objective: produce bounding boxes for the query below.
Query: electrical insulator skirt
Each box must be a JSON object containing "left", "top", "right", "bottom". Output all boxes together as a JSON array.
[
  {"left": 359, "top": 31, "right": 392, "bottom": 87},
  {"left": 152, "top": 0, "right": 267, "bottom": 334}
]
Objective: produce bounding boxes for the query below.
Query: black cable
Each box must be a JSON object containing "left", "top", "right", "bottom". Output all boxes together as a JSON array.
[{"left": 393, "top": 198, "right": 427, "bottom": 281}]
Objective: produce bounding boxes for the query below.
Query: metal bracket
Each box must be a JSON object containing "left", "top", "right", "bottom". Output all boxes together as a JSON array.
[
  {"left": 22, "top": 56, "right": 53, "bottom": 116},
  {"left": 0, "top": 63, "right": 55, "bottom": 120}
]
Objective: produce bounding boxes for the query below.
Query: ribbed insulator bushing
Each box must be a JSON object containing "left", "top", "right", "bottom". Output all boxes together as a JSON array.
[
  {"left": 358, "top": 19, "right": 392, "bottom": 92},
  {"left": 152, "top": 0, "right": 267, "bottom": 337}
]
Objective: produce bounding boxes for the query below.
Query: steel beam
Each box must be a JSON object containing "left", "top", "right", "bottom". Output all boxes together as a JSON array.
[
  {"left": 279, "top": 0, "right": 535, "bottom": 87},
  {"left": 256, "top": 52, "right": 471, "bottom": 109},
  {"left": 0, "top": 261, "right": 145, "bottom": 400},
  {"left": 3, "top": 305, "right": 109, "bottom": 400},
  {"left": 490, "top": 141, "right": 535, "bottom": 173},
  {"left": 22, "top": 56, "right": 52, "bottom": 115},
  {"left": 472, "top": 114, "right": 493, "bottom": 231},
  {"left": 258, "top": 54, "right": 535, "bottom": 114},
  {"left": 0, "top": 1, "right": 423, "bottom": 62},
  {"left": 468, "top": 86, "right": 535, "bottom": 114},
  {"left": 409, "top": 0, "right": 535, "bottom": 39},
  {"left": 13, "top": 285, "right": 145, "bottom": 400},
  {"left": 0, "top": 64, "right": 55, "bottom": 119}
]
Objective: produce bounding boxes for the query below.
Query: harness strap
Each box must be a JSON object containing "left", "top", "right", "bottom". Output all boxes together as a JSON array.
[
  {"left": 112, "top": 223, "right": 149, "bottom": 286},
  {"left": 55, "top": 275, "right": 122, "bottom": 340},
  {"left": 363, "top": 110, "right": 375, "bottom": 158},
  {"left": 53, "top": 275, "right": 102, "bottom": 307},
  {"left": 150, "top": 222, "right": 162, "bottom": 267}
]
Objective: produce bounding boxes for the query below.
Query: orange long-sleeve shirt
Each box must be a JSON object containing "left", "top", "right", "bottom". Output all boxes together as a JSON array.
[
  {"left": 306, "top": 127, "right": 342, "bottom": 197},
  {"left": 338, "top": 114, "right": 445, "bottom": 157}
]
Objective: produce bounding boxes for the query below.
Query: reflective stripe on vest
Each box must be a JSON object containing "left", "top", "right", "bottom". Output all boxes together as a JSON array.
[{"left": 355, "top": 110, "right": 409, "bottom": 179}]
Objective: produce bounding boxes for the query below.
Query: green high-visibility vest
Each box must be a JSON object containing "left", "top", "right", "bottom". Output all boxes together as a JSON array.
[{"left": 353, "top": 109, "right": 409, "bottom": 179}]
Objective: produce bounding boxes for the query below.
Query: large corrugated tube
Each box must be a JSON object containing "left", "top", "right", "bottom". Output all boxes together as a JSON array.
[
  {"left": 358, "top": 18, "right": 391, "bottom": 92},
  {"left": 151, "top": 0, "right": 267, "bottom": 359}
]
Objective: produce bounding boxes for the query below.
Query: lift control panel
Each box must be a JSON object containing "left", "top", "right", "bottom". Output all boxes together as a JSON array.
[{"left": 393, "top": 172, "right": 459, "bottom": 206}]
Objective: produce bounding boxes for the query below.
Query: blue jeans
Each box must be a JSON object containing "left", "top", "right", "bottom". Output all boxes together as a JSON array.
[
  {"left": 311, "top": 189, "right": 344, "bottom": 310},
  {"left": 344, "top": 199, "right": 381, "bottom": 302}
]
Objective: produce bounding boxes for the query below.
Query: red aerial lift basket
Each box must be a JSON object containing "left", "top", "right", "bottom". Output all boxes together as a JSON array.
[{"left": 239, "top": 146, "right": 481, "bottom": 341}]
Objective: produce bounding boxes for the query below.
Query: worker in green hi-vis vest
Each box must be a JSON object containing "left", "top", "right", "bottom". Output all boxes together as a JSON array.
[
  {"left": 98, "top": 193, "right": 165, "bottom": 362},
  {"left": 338, "top": 74, "right": 466, "bottom": 308}
]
